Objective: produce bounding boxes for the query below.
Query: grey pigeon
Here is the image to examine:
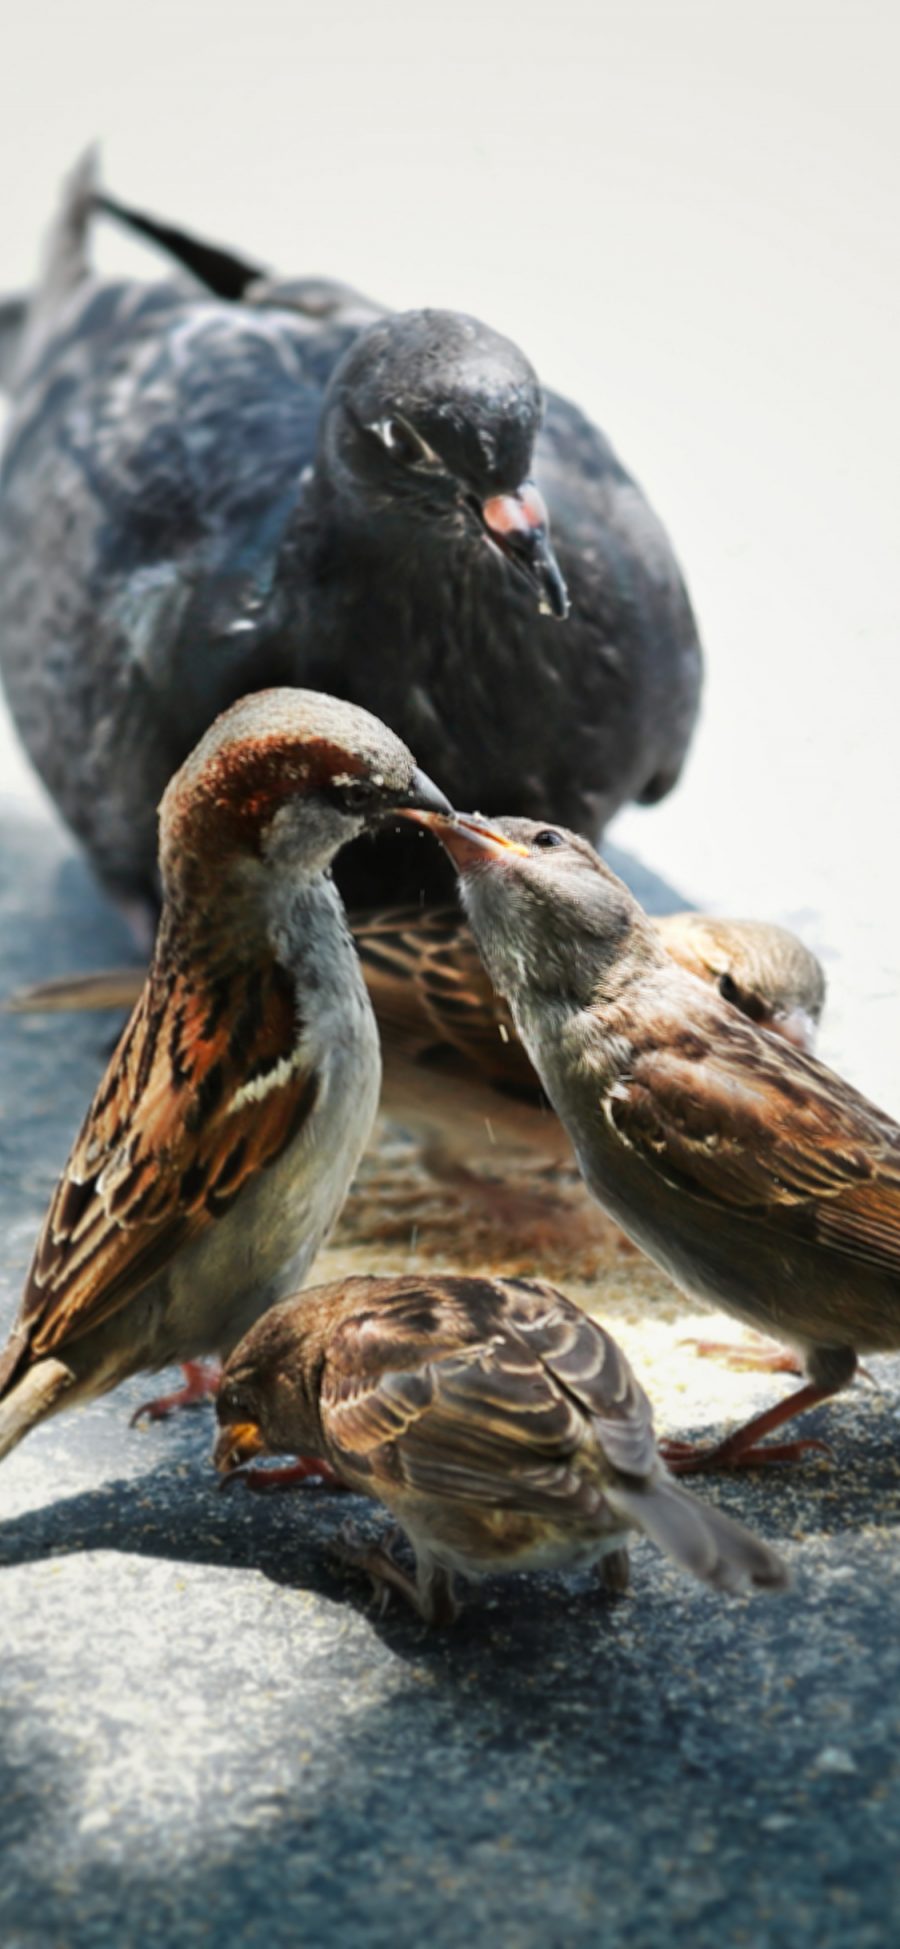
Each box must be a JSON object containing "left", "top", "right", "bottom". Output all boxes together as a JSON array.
[{"left": 0, "top": 152, "right": 703, "bottom": 921}]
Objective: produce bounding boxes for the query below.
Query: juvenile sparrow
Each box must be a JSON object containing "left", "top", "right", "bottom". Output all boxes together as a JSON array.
[
  {"left": 0, "top": 689, "right": 450, "bottom": 1462},
  {"left": 0, "top": 153, "right": 701, "bottom": 925},
  {"left": 412, "top": 812, "right": 900, "bottom": 1469},
  {"left": 213, "top": 1273, "right": 788, "bottom": 1623}
]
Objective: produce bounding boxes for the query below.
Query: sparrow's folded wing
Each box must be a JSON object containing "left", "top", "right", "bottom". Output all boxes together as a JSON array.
[
  {"left": 606, "top": 1011, "right": 900, "bottom": 1273},
  {"left": 14, "top": 958, "right": 319, "bottom": 1366},
  {"left": 355, "top": 906, "right": 536, "bottom": 1092},
  {"left": 320, "top": 1276, "right": 654, "bottom": 1507}
]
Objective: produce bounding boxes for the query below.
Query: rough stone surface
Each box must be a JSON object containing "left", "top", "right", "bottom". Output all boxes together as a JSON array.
[{"left": 2, "top": 777, "right": 900, "bottom": 1949}]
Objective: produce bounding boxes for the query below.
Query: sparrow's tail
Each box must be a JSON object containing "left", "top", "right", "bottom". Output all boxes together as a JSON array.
[
  {"left": 608, "top": 1472, "right": 789, "bottom": 1594},
  {"left": 96, "top": 192, "right": 265, "bottom": 302},
  {"left": 5, "top": 966, "right": 145, "bottom": 1014},
  {"left": 0, "top": 1351, "right": 74, "bottom": 1462}
]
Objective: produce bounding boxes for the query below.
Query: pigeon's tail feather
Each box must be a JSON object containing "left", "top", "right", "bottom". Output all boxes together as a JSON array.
[
  {"left": 96, "top": 193, "right": 265, "bottom": 301},
  {"left": 608, "top": 1473, "right": 788, "bottom": 1594},
  {"left": 0, "top": 1354, "right": 74, "bottom": 1462},
  {"left": 38, "top": 146, "right": 98, "bottom": 308},
  {"left": 7, "top": 146, "right": 101, "bottom": 390}
]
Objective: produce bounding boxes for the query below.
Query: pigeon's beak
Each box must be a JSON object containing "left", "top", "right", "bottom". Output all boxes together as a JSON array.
[
  {"left": 213, "top": 1421, "right": 267, "bottom": 1475},
  {"left": 479, "top": 483, "right": 570, "bottom": 620},
  {"left": 398, "top": 810, "right": 530, "bottom": 873}
]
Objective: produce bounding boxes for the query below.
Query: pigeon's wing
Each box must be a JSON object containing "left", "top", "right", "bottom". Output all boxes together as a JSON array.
[
  {"left": 319, "top": 1274, "right": 655, "bottom": 1507},
  {"left": 535, "top": 388, "right": 703, "bottom": 807},
  {"left": 605, "top": 999, "right": 900, "bottom": 1274},
  {"left": 1, "top": 280, "right": 331, "bottom": 698},
  {"left": 537, "top": 390, "right": 700, "bottom": 668},
  {"left": 4, "top": 957, "right": 319, "bottom": 1379},
  {"left": 0, "top": 276, "right": 344, "bottom": 894}
]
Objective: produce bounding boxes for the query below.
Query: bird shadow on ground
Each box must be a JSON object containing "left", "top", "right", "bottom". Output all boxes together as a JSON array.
[{"left": 1, "top": 1386, "right": 899, "bottom": 1666}]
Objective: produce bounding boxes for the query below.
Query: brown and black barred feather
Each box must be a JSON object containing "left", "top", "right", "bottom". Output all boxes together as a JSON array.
[
  {"left": 605, "top": 997, "right": 900, "bottom": 1271},
  {"left": 2, "top": 948, "right": 317, "bottom": 1390},
  {"left": 319, "top": 1274, "right": 656, "bottom": 1511}
]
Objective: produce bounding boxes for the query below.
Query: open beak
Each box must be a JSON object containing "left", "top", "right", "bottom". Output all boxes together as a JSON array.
[
  {"left": 479, "top": 482, "right": 570, "bottom": 620},
  {"left": 213, "top": 1420, "right": 268, "bottom": 1475},
  {"left": 398, "top": 809, "right": 529, "bottom": 872}
]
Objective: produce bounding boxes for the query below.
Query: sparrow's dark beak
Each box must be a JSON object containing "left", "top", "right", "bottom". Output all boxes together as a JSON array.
[
  {"left": 213, "top": 1420, "right": 267, "bottom": 1474},
  {"left": 479, "top": 483, "right": 570, "bottom": 620},
  {"left": 401, "top": 767, "right": 454, "bottom": 816},
  {"left": 400, "top": 810, "right": 530, "bottom": 872}
]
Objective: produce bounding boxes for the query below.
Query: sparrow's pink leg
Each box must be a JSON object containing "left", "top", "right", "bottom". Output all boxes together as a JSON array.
[
  {"left": 660, "top": 1379, "right": 836, "bottom": 1474},
  {"left": 130, "top": 1360, "right": 222, "bottom": 1425}
]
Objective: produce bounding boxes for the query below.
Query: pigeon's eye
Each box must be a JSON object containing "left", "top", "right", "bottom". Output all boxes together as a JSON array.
[
  {"left": 532, "top": 828, "right": 565, "bottom": 850},
  {"left": 718, "top": 972, "right": 740, "bottom": 1005},
  {"left": 369, "top": 416, "right": 440, "bottom": 469}
]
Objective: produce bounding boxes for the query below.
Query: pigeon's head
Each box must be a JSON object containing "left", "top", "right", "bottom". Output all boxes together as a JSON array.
[{"left": 319, "top": 309, "right": 569, "bottom": 619}]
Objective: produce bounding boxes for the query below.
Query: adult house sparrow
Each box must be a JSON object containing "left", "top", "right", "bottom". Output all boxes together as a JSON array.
[
  {"left": 0, "top": 154, "right": 701, "bottom": 927},
  {"left": 213, "top": 1273, "right": 788, "bottom": 1623},
  {"left": 7, "top": 908, "right": 826, "bottom": 1235},
  {"left": 411, "top": 813, "right": 900, "bottom": 1470},
  {"left": 0, "top": 689, "right": 450, "bottom": 1462}
]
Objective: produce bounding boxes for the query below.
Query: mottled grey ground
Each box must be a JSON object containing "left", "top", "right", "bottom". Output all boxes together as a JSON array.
[{"left": 2, "top": 800, "right": 900, "bottom": 1949}]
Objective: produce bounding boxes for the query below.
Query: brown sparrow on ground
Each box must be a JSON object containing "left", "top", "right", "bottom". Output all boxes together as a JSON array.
[
  {"left": 0, "top": 689, "right": 450, "bottom": 1462},
  {"left": 410, "top": 812, "right": 900, "bottom": 1470},
  {"left": 213, "top": 1273, "right": 788, "bottom": 1622}
]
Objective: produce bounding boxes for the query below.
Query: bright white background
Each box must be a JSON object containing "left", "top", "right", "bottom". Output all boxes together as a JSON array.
[{"left": 1, "top": 0, "right": 898, "bottom": 1096}]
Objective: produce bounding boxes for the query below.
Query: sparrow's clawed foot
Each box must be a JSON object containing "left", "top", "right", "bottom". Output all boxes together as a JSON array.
[
  {"left": 661, "top": 1380, "right": 836, "bottom": 1474},
  {"left": 331, "top": 1522, "right": 460, "bottom": 1626},
  {"left": 130, "top": 1360, "right": 222, "bottom": 1426}
]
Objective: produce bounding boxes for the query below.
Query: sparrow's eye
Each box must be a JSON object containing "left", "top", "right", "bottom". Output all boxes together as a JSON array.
[
  {"left": 328, "top": 776, "right": 378, "bottom": 815},
  {"left": 718, "top": 972, "right": 740, "bottom": 1005},
  {"left": 368, "top": 415, "right": 441, "bottom": 469},
  {"left": 220, "top": 1383, "right": 250, "bottom": 1420},
  {"left": 533, "top": 828, "right": 565, "bottom": 850}
]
